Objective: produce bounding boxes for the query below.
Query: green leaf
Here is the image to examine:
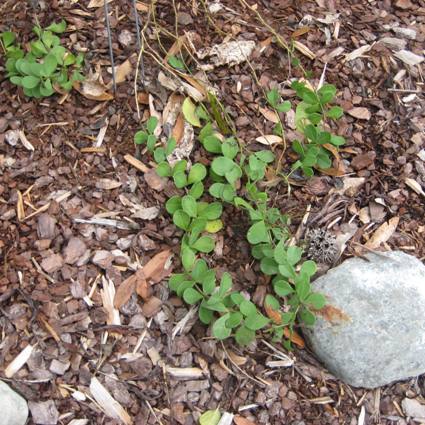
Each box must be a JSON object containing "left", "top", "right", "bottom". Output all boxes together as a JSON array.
[
  {"left": 318, "top": 84, "right": 337, "bottom": 104},
  {"left": 274, "top": 280, "right": 294, "bottom": 297},
  {"left": 156, "top": 161, "right": 172, "bottom": 177},
  {"left": 230, "top": 292, "right": 245, "bottom": 305},
  {"left": 266, "top": 88, "right": 279, "bottom": 107},
  {"left": 255, "top": 150, "right": 275, "bottom": 163},
  {"left": 225, "top": 165, "right": 242, "bottom": 185},
  {"left": 278, "top": 263, "right": 296, "bottom": 279},
  {"left": 182, "top": 195, "right": 198, "bottom": 218},
  {"left": 219, "top": 272, "right": 232, "bottom": 296},
  {"left": 239, "top": 300, "right": 257, "bottom": 317},
  {"left": 192, "top": 236, "right": 215, "bottom": 253},
  {"left": 147, "top": 134, "right": 157, "bottom": 151},
  {"left": 247, "top": 220, "right": 269, "bottom": 244},
  {"left": 276, "top": 100, "right": 291, "bottom": 113},
  {"left": 226, "top": 312, "right": 243, "bottom": 328},
  {"left": 327, "top": 106, "right": 343, "bottom": 119},
  {"left": 205, "top": 219, "right": 223, "bottom": 233},
  {"left": 168, "top": 55, "right": 185, "bottom": 70},
  {"left": 192, "top": 259, "right": 208, "bottom": 281},
  {"left": 10, "top": 76, "right": 22, "bottom": 86},
  {"left": 188, "top": 163, "right": 207, "bottom": 184},
  {"left": 173, "top": 159, "right": 187, "bottom": 173},
  {"left": 305, "top": 292, "right": 326, "bottom": 309},
  {"left": 31, "top": 40, "right": 48, "bottom": 56},
  {"left": 265, "top": 294, "right": 280, "bottom": 310},
  {"left": 202, "top": 135, "right": 222, "bottom": 153},
  {"left": 165, "top": 196, "right": 181, "bottom": 214},
  {"left": 41, "top": 31, "right": 54, "bottom": 48},
  {"left": 46, "top": 19, "right": 67, "bottom": 34},
  {"left": 296, "top": 275, "right": 311, "bottom": 301},
  {"left": 299, "top": 307, "right": 316, "bottom": 326},
  {"left": 166, "top": 137, "right": 176, "bottom": 155},
  {"left": 1, "top": 31, "right": 16, "bottom": 48},
  {"left": 212, "top": 314, "right": 231, "bottom": 340},
  {"left": 181, "top": 247, "right": 196, "bottom": 272},
  {"left": 235, "top": 326, "right": 255, "bottom": 346},
  {"left": 304, "top": 124, "right": 317, "bottom": 142},
  {"left": 189, "top": 218, "right": 207, "bottom": 243},
  {"left": 211, "top": 156, "right": 234, "bottom": 176},
  {"left": 169, "top": 273, "right": 186, "bottom": 292},
  {"left": 154, "top": 147, "right": 166, "bottom": 163},
  {"left": 183, "top": 288, "right": 204, "bottom": 305},
  {"left": 300, "top": 260, "right": 317, "bottom": 277},
  {"left": 260, "top": 257, "right": 279, "bottom": 275},
  {"left": 199, "top": 202, "right": 222, "bottom": 220},
  {"left": 182, "top": 97, "right": 201, "bottom": 127},
  {"left": 173, "top": 209, "right": 191, "bottom": 230},
  {"left": 189, "top": 181, "right": 204, "bottom": 199},
  {"left": 199, "top": 409, "right": 221, "bottom": 425},
  {"left": 245, "top": 313, "right": 269, "bottom": 331},
  {"left": 199, "top": 306, "right": 214, "bottom": 324},
  {"left": 330, "top": 135, "right": 345, "bottom": 146},
  {"left": 173, "top": 171, "right": 188, "bottom": 188},
  {"left": 221, "top": 138, "right": 239, "bottom": 159},
  {"left": 202, "top": 270, "right": 216, "bottom": 295},
  {"left": 147, "top": 116, "right": 158, "bottom": 134},
  {"left": 134, "top": 130, "right": 148, "bottom": 144},
  {"left": 287, "top": 246, "right": 303, "bottom": 265},
  {"left": 21, "top": 75, "right": 40, "bottom": 89}
]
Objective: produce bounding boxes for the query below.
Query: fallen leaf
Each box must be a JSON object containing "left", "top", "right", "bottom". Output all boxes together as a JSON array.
[
  {"left": 259, "top": 107, "right": 279, "bottom": 123},
  {"left": 292, "top": 26, "right": 310, "bottom": 38},
  {"left": 90, "top": 377, "right": 132, "bottom": 425},
  {"left": 365, "top": 216, "right": 400, "bottom": 249},
  {"left": 283, "top": 328, "right": 305, "bottom": 348},
  {"left": 88, "top": 0, "right": 112, "bottom": 7},
  {"left": 255, "top": 135, "right": 283, "bottom": 146},
  {"left": 137, "top": 92, "right": 150, "bottom": 104},
  {"left": 264, "top": 304, "right": 282, "bottom": 325},
  {"left": 347, "top": 107, "right": 371, "bottom": 120},
  {"left": 136, "top": 277, "right": 152, "bottom": 300},
  {"left": 405, "top": 178, "right": 425, "bottom": 197},
  {"left": 234, "top": 416, "right": 257, "bottom": 425},
  {"left": 114, "top": 270, "right": 146, "bottom": 309},
  {"left": 227, "top": 350, "right": 247, "bottom": 366},
  {"left": 142, "top": 249, "right": 173, "bottom": 283},
  {"left": 172, "top": 113, "right": 185, "bottom": 143},
  {"left": 74, "top": 76, "right": 114, "bottom": 101},
  {"left": 113, "top": 59, "right": 132, "bottom": 85},
  {"left": 314, "top": 305, "right": 351, "bottom": 325},
  {"left": 135, "top": 2, "right": 149, "bottom": 12}
]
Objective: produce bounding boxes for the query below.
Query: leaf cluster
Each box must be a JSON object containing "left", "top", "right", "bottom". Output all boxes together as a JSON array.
[{"left": 0, "top": 20, "right": 84, "bottom": 98}]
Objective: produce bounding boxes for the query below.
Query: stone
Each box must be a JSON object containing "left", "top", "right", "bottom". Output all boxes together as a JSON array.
[
  {"left": 0, "top": 380, "right": 28, "bottom": 425},
  {"left": 63, "top": 237, "right": 87, "bottom": 264},
  {"left": 305, "top": 251, "right": 425, "bottom": 388},
  {"left": 5, "top": 129, "right": 19, "bottom": 146},
  {"left": 28, "top": 400, "right": 59, "bottom": 425},
  {"left": 118, "top": 29, "right": 133, "bottom": 47},
  {"left": 177, "top": 12, "right": 193, "bottom": 25},
  {"left": 49, "top": 359, "right": 70, "bottom": 375},
  {"left": 41, "top": 253, "right": 64, "bottom": 273}
]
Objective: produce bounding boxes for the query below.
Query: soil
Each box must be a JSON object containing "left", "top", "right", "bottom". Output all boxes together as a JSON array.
[{"left": 0, "top": 0, "right": 424, "bottom": 424}]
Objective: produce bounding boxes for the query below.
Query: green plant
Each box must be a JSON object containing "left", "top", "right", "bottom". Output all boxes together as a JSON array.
[
  {"left": 139, "top": 87, "right": 329, "bottom": 348},
  {"left": 266, "top": 82, "right": 344, "bottom": 177},
  {"left": 0, "top": 20, "right": 84, "bottom": 98}
]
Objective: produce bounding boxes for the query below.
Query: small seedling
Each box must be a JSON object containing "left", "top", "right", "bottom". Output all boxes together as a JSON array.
[
  {"left": 266, "top": 82, "right": 344, "bottom": 177},
  {"left": 0, "top": 20, "right": 84, "bottom": 98}
]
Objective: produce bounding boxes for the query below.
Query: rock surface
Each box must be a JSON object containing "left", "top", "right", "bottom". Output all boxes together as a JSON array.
[
  {"left": 0, "top": 380, "right": 28, "bottom": 425},
  {"left": 305, "top": 251, "right": 425, "bottom": 388}
]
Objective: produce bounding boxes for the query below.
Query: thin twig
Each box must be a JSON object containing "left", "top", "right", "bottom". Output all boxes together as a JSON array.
[{"left": 104, "top": 0, "right": 116, "bottom": 93}]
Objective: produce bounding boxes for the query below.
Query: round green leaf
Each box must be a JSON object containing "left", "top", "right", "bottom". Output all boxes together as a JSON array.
[
  {"left": 239, "top": 300, "right": 257, "bottom": 317},
  {"left": 188, "top": 163, "right": 207, "bottom": 184},
  {"left": 156, "top": 161, "right": 172, "bottom": 177},
  {"left": 287, "top": 246, "right": 302, "bottom": 265},
  {"left": 264, "top": 294, "right": 280, "bottom": 310},
  {"left": 42, "top": 54, "right": 57, "bottom": 76},
  {"left": 305, "top": 292, "right": 326, "bottom": 309},
  {"left": 146, "top": 116, "right": 158, "bottom": 134},
  {"left": 189, "top": 181, "right": 204, "bottom": 199},
  {"left": 173, "top": 209, "right": 190, "bottom": 230},
  {"left": 199, "top": 306, "right": 214, "bottom": 324},
  {"left": 199, "top": 409, "right": 221, "bottom": 425},
  {"left": 183, "top": 288, "right": 204, "bottom": 305},
  {"left": 21, "top": 75, "right": 40, "bottom": 89},
  {"left": 212, "top": 314, "right": 231, "bottom": 340},
  {"left": 182, "top": 97, "right": 201, "bottom": 127},
  {"left": 247, "top": 220, "right": 269, "bottom": 245},
  {"left": 199, "top": 202, "right": 222, "bottom": 220},
  {"left": 301, "top": 260, "right": 317, "bottom": 277},
  {"left": 203, "top": 135, "right": 222, "bottom": 153},
  {"left": 165, "top": 196, "right": 181, "bottom": 214},
  {"left": 211, "top": 156, "right": 235, "bottom": 176},
  {"left": 274, "top": 280, "right": 294, "bottom": 297},
  {"left": 299, "top": 307, "right": 316, "bottom": 326},
  {"left": 181, "top": 247, "right": 196, "bottom": 272},
  {"left": 235, "top": 325, "right": 255, "bottom": 346},
  {"left": 182, "top": 195, "right": 198, "bottom": 218},
  {"left": 245, "top": 313, "right": 270, "bottom": 331},
  {"left": 173, "top": 171, "right": 188, "bottom": 188},
  {"left": 192, "top": 236, "right": 215, "bottom": 253},
  {"left": 134, "top": 131, "right": 148, "bottom": 144},
  {"left": 226, "top": 312, "right": 243, "bottom": 328}
]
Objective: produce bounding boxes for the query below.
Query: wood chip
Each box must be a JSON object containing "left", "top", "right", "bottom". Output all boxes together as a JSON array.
[
  {"left": 18, "top": 130, "right": 35, "bottom": 151},
  {"left": 394, "top": 50, "right": 424, "bottom": 66},
  {"left": 124, "top": 154, "right": 150, "bottom": 173},
  {"left": 347, "top": 107, "right": 371, "bottom": 120},
  {"left": 344, "top": 44, "right": 373, "bottom": 62},
  {"left": 5, "top": 344, "right": 34, "bottom": 378},
  {"left": 89, "top": 377, "right": 132, "bottom": 425},
  {"left": 96, "top": 178, "right": 122, "bottom": 190},
  {"left": 101, "top": 276, "right": 121, "bottom": 326},
  {"left": 166, "top": 366, "right": 205, "bottom": 379},
  {"left": 405, "top": 178, "right": 425, "bottom": 197},
  {"left": 255, "top": 135, "right": 283, "bottom": 145}
]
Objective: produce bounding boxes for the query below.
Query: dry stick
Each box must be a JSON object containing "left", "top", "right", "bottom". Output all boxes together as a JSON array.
[{"left": 104, "top": 0, "right": 116, "bottom": 93}]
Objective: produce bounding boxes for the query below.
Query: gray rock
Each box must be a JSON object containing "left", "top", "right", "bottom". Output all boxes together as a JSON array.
[
  {"left": 305, "top": 251, "right": 425, "bottom": 388},
  {"left": 28, "top": 400, "right": 59, "bottom": 424},
  {"left": 0, "top": 381, "right": 28, "bottom": 425}
]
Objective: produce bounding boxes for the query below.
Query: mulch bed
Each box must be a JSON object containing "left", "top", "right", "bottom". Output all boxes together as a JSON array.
[{"left": 0, "top": 0, "right": 424, "bottom": 424}]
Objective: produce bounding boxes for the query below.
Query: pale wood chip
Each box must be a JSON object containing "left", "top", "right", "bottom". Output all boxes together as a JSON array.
[{"left": 5, "top": 344, "right": 34, "bottom": 378}]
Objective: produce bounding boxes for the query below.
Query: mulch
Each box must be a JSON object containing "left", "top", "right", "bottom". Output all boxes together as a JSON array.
[{"left": 0, "top": 0, "right": 424, "bottom": 424}]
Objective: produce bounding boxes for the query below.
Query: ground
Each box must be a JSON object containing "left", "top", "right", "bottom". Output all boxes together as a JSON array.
[{"left": 0, "top": 0, "right": 424, "bottom": 424}]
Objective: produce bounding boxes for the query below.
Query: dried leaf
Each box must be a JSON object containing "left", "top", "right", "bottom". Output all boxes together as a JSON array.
[
  {"left": 136, "top": 277, "right": 151, "bottom": 300},
  {"left": 255, "top": 135, "right": 283, "bottom": 146},
  {"left": 227, "top": 350, "right": 247, "bottom": 366},
  {"left": 74, "top": 77, "right": 114, "bottom": 101},
  {"left": 292, "top": 40, "right": 316, "bottom": 59},
  {"left": 347, "top": 107, "right": 371, "bottom": 120},
  {"left": 89, "top": 377, "right": 132, "bottom": 425},
  {"left": 114, "top": 270, "right": 146, "bottom": 309},
  {"left": 365, "top": 217, "right": 400, "bottom": 249},
  {"left": 344, "top": 44, "right": 373, "bottom": 62},
  {"left": 88, "top": 0, "right": 112, "bottom": 7},
  {"left": 259, "top": 107, "right": 279, "bottom": 123},
  {"left": 142, "top": 249, "right": 173, "bottom": 283},
  {"left": 264, "top": 304, "right": 282, "bottom": 325},
  {"left": 405, "top": 178, "right": 425, "bottom": 197},
  {"left": 113, "top": 59, "right": 132, "bottom": 85},
  {"left": 5, "top": 344, "right": 34, "bottom": 378},
  {"left": 172, "top": 113, "right": 185, "bottom": 143},
  {"left": 283, "top": 328, "right": 305, "bottom": 348}
]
